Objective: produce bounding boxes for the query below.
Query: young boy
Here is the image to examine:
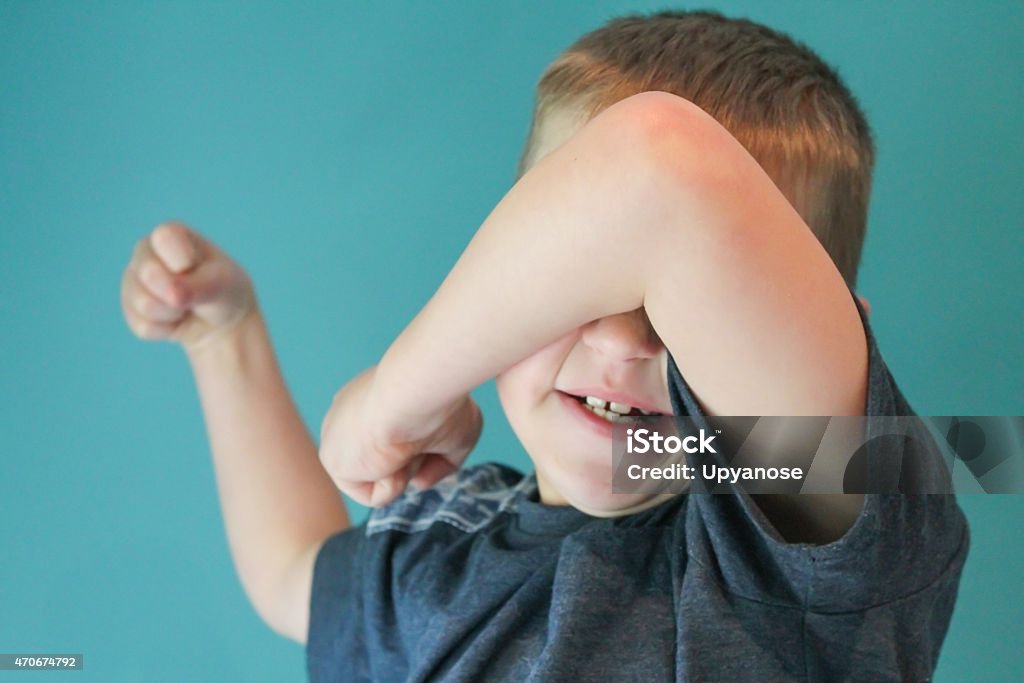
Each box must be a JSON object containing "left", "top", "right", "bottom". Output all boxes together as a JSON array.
[{"left": 120, "top": 9, "right": 968, "bottom": 682}]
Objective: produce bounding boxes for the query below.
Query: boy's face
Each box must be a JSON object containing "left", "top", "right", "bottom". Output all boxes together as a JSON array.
[{"left": 496, "top": 105, "right": 676, "bottom": 516}]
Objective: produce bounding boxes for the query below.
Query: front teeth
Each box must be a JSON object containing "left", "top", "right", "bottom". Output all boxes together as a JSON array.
[
  {"left": 609, "top": 401, "right": 632, "bottom": 414},
  {"left": 584, "top": 403, "right": 631, "bottom": 423},
  {"left": 582, "top": 395, "right": 644, "bottom": 423}
]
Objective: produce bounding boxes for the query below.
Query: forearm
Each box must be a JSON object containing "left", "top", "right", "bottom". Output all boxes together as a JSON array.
[
  {"left": 372, "top": 94, "right": 672, "bottom": 425},
  {"left": 186, "top": 306, "right": 349, "bottom": 624}
]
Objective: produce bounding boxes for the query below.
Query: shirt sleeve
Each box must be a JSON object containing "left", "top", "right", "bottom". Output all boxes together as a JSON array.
[
  {"left": 306, "top": 523, "right": 369, "bottom": 683},
  {"left": 667, "top": 289, "right": 970, "bottom": 613}
]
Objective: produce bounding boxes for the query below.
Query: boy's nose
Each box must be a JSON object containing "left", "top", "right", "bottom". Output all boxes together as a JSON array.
[{"left": 579, "top": 308, "right": 663, "bottom": 361}]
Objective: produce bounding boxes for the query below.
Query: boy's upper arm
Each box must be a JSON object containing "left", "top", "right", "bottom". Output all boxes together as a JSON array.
[
  {"left": 631, "top": 92, "right": 868, "bottom": 419},
  {"left": 619, "top": 93, "right": 870, "bottom": 539}
]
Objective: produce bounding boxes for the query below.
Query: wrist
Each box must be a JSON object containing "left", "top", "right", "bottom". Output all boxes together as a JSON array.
[
  {"left": 184, "top": 305, "right": 265, "bottom": 371},
  {"left": 367, "top": 357, "right": 465, "bottom": 447},
  {"left": 365, "top": 359, "right": 416, "bottom": 445}
]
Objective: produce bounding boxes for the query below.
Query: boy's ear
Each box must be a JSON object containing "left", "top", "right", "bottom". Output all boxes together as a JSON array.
[{"left": 857, "top": 294, "right": 871, "bottom": 317}]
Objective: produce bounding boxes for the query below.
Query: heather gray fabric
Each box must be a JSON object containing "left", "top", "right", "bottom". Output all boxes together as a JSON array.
[{"left": 307, "top": 295, "right": 969, "bottom": 682}]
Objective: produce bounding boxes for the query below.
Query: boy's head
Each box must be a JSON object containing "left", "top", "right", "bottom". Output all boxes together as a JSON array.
[{"left": 497, "top": 10, "right": 875, "bottom": 514}]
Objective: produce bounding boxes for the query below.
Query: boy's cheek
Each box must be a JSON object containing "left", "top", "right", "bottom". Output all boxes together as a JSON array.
[{"left": 496, "top": 332, "right": 580, "bottom": 397}]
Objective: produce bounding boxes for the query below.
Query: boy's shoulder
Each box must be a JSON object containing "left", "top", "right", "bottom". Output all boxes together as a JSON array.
[{"left": 367, "top": 462, "right": 532, "bottom": 536}]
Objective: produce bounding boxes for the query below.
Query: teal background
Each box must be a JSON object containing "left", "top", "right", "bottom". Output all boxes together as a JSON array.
[{"left": 1, "top": 1, "right": 1021, "bottom": 680}]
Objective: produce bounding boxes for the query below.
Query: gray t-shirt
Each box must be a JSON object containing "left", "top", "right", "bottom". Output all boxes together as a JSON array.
[{"left": 307, "top": 298, "right": 969, "bottom": 682}]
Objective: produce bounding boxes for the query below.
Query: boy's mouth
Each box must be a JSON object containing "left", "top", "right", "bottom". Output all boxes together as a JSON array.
[{"left": 561, "top": 392, "right": 666, "bottom": 423}]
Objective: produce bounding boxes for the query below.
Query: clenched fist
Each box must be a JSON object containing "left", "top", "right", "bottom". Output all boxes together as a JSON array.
[
  {"left": 319, "top": 366, "right": 483, "bottom": 507},
  {"left": 120, "top": 222, "right": 257, "bottom": 354}
]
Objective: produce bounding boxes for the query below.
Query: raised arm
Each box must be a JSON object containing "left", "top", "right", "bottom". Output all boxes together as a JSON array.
[
  {"left": 121, "top": 224, "right": 349, "bottom": 645},
  {"left": 187, "top": 309, "right": 350, "bottom": 645},
  {"left": 371, "top": 91, "right": 866, "bottom": 429}
]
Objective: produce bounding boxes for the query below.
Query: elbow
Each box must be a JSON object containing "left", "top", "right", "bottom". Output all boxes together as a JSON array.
[
  {"left": 237, "top": 545, "right": 317, "bottom": 646},
  {"left": 595, "top": 91, "right": 751, "bottom": 204},
  {"left": 612, "top": 90, "right": 737, "bottom": 157},
  {"left": 240, "top": 574, "right": 300, "bottom": 643}
]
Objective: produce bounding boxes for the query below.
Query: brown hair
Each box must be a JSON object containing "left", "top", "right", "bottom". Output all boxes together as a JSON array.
[{"left": 518, "top": 9, "right": 875, "bottom": 286}]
